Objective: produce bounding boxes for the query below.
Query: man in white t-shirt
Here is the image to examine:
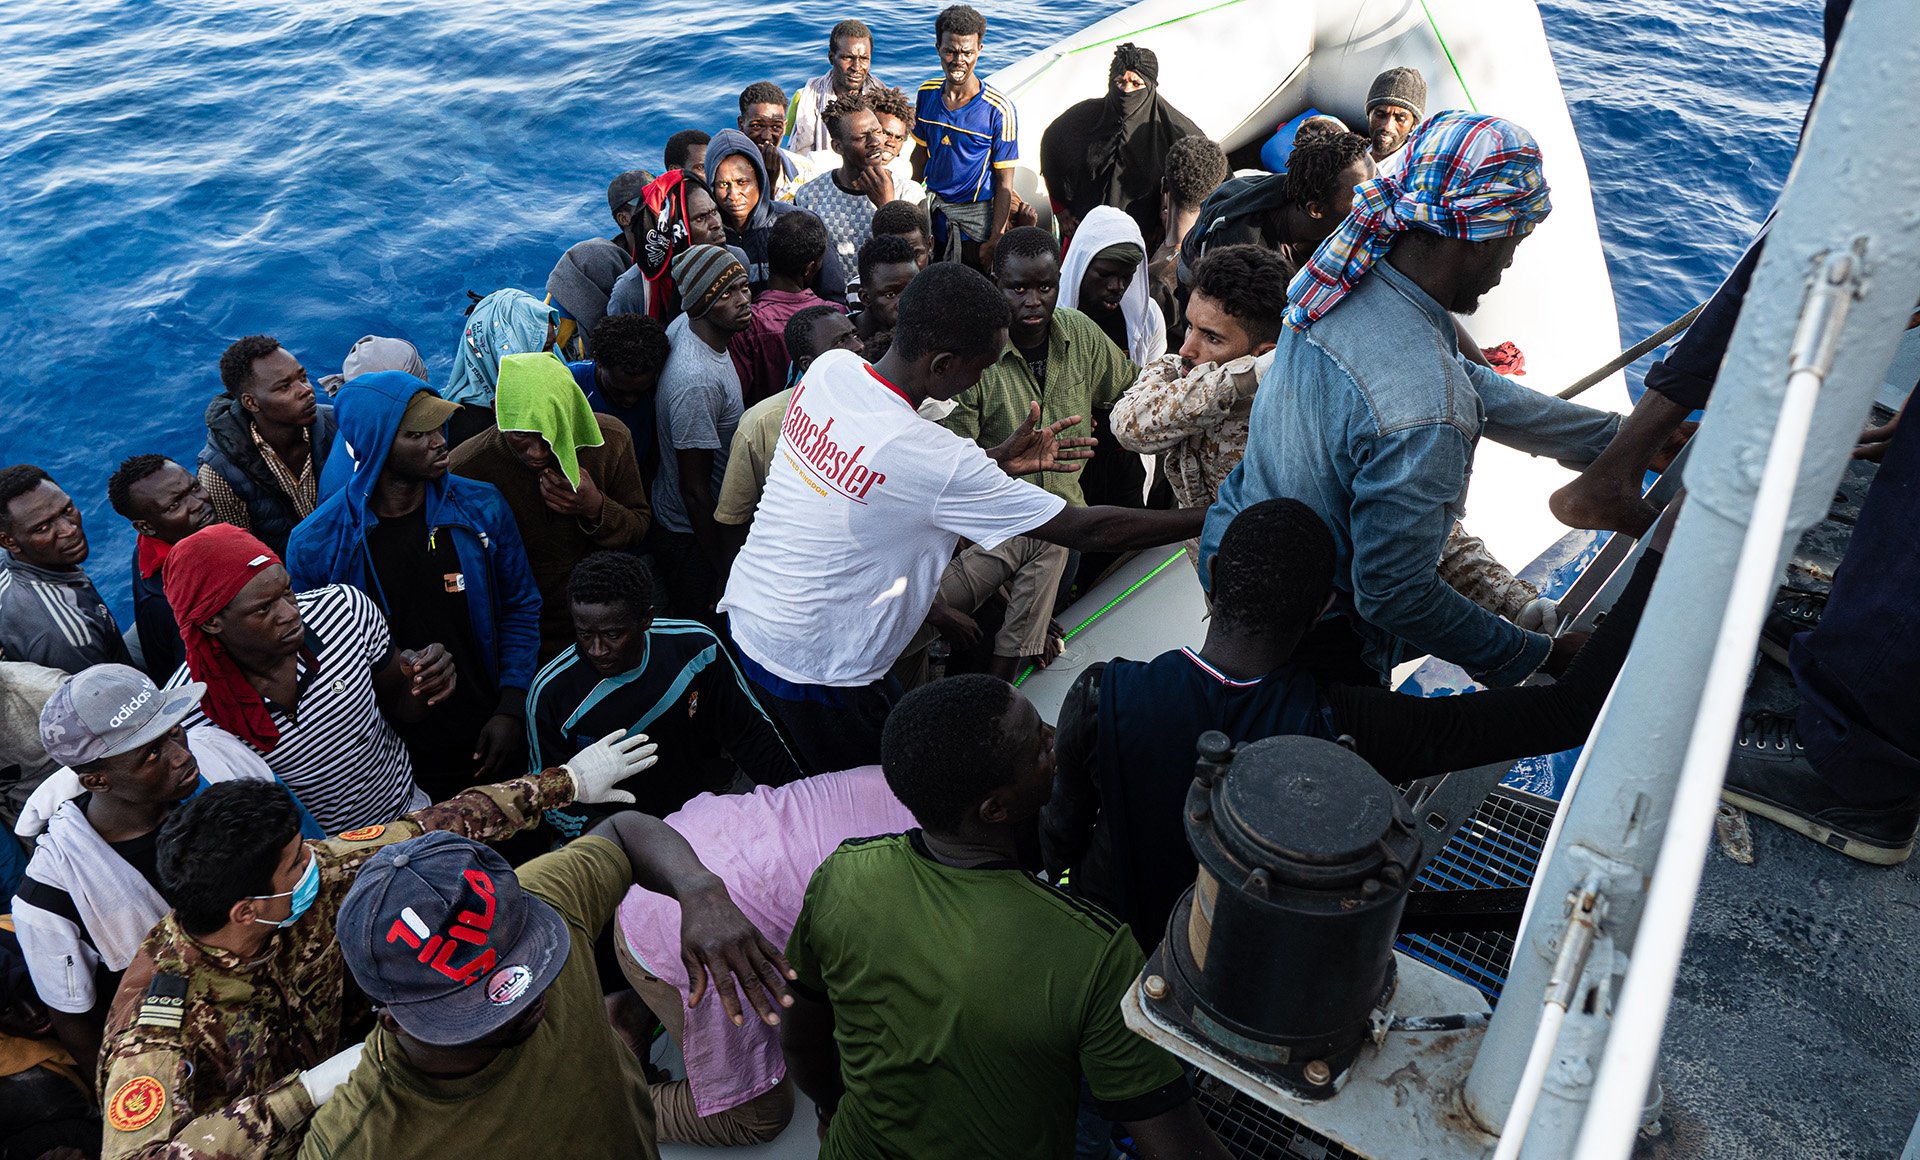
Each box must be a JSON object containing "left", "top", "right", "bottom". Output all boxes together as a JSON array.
[
  {"left": 719, "top": 262, "right": 1205, "bottom": 772},
  {"left": 654, "top": 245, "right": 755, "bottom": 619}
]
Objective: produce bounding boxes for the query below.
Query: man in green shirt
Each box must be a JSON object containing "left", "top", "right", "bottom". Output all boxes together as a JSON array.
[
  {"left": 782, "top": 674, "right": 1233, "bottom": 1160},
  {"left": 300, "top": 791, "right": 796, "bottom": 1159},
  {"left": 943, "top": 226, "right": 1138, "bottom": 508}
]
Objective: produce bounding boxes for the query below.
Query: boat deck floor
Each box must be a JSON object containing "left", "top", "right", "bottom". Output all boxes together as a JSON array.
[{"left": 1644, "top": 449, "right": 1920, "bottom": 1159}]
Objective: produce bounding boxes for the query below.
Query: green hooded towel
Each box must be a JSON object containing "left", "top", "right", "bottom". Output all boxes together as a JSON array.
[{"left": 493, "top": 352, "right": 606, "bottom": 488}]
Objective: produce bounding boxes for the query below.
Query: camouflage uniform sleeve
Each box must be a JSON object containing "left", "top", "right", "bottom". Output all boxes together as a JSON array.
[
  {"left": 1436, "top": 521, "right": 1540, "bottom": 618},
  {"left": 99, "top": 1032, "right": 314, "bottom": 1160},
  {"left": 308, "top": 770, "right": 574, "bottom": 880}
]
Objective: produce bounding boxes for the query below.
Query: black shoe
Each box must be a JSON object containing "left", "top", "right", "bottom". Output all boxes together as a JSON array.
[
  {"left": 1721, "top": 712, "right": 1917, "bottom": 865},
  {"left": 1758, "top": 590, "right": 1826, "bottom": 667}
]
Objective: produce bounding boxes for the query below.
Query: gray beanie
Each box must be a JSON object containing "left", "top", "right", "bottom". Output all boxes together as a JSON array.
[{"left": 1366, "top": 67, "right": 1427, "bottom": 121}]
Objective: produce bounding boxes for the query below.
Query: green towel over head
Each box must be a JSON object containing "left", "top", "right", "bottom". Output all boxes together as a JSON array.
[{"left": 494, "top": 352, "right": 606, "bottom": 488}]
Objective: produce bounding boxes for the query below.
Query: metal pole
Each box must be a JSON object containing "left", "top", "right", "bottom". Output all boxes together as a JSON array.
[{"left": 1463, "top": 1, "right": 1920, "bottom": 1152}]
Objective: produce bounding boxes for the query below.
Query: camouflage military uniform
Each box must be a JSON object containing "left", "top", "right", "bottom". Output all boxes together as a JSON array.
[{"left": 95, "top": 770, "right": 573, "bottom": 1160}]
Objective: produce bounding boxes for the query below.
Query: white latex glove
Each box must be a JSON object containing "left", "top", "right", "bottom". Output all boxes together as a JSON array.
[
  {"left": 299, "top": 1042, "right": 365, "bottom": 1107},
  {"left": 1516, "top": 597, "right": 1561, "bottom": 634},
  {"left": 561, "top": 730, "right": 658, "bottom": 805}
]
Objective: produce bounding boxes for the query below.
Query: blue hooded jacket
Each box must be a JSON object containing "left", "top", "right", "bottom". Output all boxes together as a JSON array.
[
  {"left": 285, "top": 372, "right": 542, "bottom": 701},
  {"left": 705, "top": 128, "right": 847, "bottom": 304}
]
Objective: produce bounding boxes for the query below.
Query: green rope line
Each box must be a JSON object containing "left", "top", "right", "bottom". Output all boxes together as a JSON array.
[
  {"left": 1006, "top": 0, "right": 1256, "bottom": 95},
  {"left": 1416, "top": 0, "right": 1478, "bottom": 112},
  {"left": 1013, "top": 549, "right": 1190, "bottom": 686}
]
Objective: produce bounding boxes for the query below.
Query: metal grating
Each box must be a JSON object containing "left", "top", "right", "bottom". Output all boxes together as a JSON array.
[
  {"left": 1397, "top": 787, "right": 1558, "bottom": 1004},
  {"left": 1191, "top": 787, "right": 1558, "bottom": 1159},
  {"left": 1196, "top": 1076, "right": 1364, "bottom": 1160}
]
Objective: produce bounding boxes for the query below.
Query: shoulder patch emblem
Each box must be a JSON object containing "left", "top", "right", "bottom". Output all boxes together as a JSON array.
[
  {"left": 107, "top": 1075, "right": 167, "bottom": 1131},
  {"left": 337, "top": 824, "right": 386, "bottom": 841},
  {"left": 137, "top": 973, "right": 187, "bottom": 1030}
]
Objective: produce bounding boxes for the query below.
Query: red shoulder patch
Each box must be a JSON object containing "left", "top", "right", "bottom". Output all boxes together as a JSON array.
[
  {"left": 336, "top": 824, "right": 386, "bottom": 841},
  {"left": 107, "top": 1075, "right": 167, "bottom": 1132}
]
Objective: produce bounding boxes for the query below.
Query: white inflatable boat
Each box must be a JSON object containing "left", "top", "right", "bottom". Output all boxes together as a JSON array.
[{"left": 1002, "top": 0, "right": 1626, "bottom": 719}]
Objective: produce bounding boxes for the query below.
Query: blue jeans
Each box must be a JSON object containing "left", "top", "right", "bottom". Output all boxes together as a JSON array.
[{"left": 1792, "top": 408, "right": 1920, "bottom": 802}]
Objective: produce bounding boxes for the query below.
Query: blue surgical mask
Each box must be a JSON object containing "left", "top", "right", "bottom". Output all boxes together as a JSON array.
[{"left": 251, "top": 848, "right": 320, "bottom": 929}]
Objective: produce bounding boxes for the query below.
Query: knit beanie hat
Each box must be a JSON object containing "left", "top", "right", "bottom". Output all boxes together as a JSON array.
[
  {"left": 670, "top": 245, "right": 748, "bottom": 319},
  {"left": 1366, "top": 67, "right": 1427, "bottom": 121}
]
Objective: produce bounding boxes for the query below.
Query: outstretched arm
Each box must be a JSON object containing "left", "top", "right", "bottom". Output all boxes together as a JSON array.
[
  {"left": 1030, "top": 503, "right": 1205, "bottom": 554},
  {"left": 587, "top": 811, "right": 796, "bottom": 1027}
]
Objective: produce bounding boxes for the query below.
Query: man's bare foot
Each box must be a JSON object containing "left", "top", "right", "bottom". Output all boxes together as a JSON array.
[{"left": 1550, "top": 473, "right": 1659, "bottom": 537}]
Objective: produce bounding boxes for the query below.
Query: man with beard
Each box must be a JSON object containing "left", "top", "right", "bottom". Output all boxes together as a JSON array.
[
  {"left": 795, "top": 92, "right": 924, "bottom": 306},
  {"left": 1038, "top": 42, "right": 1202, "bottom": 247},
  {"left": 1198, "top": 113, "right": 1620, "bottom": 689},
  {"left": 1365, "top": 66, "right": 1426, "bottom": 181},
  {"left": 108, "top": 456, "right": 218, "bottom": 682},
  {"left": 0, "top": 465, "right": 133, "bottom": 673},
  {"left": 784, "top": 20, "right": 890, "bottom": 156},
  {"left": 911, "top": 5, "right": 1018, "bottom": 269}
]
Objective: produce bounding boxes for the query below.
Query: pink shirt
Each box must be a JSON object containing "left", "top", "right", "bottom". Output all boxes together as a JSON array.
[{"left": 616, "top": 768, "right": 918, "bottom": 1116}]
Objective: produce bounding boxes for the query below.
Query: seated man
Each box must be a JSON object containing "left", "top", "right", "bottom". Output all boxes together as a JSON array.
[
  {"left": 1043, "top": 498, "right": 1661, "bottom": 949},
  {"left": 782, "top": 675, "right": 1233, "bottom": 1160},
  {"left": 1365, "top": 66, "right": 1426, "bottom": 181},
  {"left": 302, "top": 811, "right": 792, "bottom": 1160},
  {"left": 107, "top": 455, "right": 218, "bottom": 682},
  {"left": 289, "top": 374, "right": 541, "bottom": 794},
  {"left": 665, "top": 129, "right": 710, "bottom": 178},
  {"left": 528, "top": 552, "right": 799, "bottom": 837},
  {"left": 727, "top": 211, "right": 847, "bottom": 407},
  {"left": 719, "top": 263, "right": 1202, "bottom": 773},
  {"left": 738, "top": 80, "right": 818, "bottom": 203},
  {"left": 1058, "top": 205, "right": 1165, "bottom": 364},
  {"left": 198, "top": 336, "right": 336, "bottom": 556},
  {"left": 851, "top": 232, "right": 919, "bottom": 358},
  {"left": 12, "top": 664, "right": 313, "bottom": 1078},
  {"left": 571, "top": 312, "right": 672, "bottom": 489},
  {"left": 451, "top": 353, "right": 651, "bottom": 661},
  {"left": 1177, "top": 128, "right": 1372, "bottom": 278},
  {"left": 96, "top": 731, "right": 654, "bottom": 1159},
  {"left": 794, "top": 91, "right": 924, "bottom": 305},
  {"left": 164, "top": 524, "right": 447, "bottom": 833},
  {"left": 0, "top": 464, "right": 134, "bottom": 673},
  {"left": 1200, "top": 113, "right": 1621, "bottom": 688},
  {"left": 869, "top": 198, "right": 933, "bottom": 271},
  {"left": 783, "top": 19, "right": 888, "bottom": 155},
  {"left": 612, "top": 768, "right": 917, "bottom": 1146}
]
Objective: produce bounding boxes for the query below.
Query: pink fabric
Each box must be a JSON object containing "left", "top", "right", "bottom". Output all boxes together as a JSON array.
[{"left": 616, "top": 768, "right": 917, "bottom": 1117}]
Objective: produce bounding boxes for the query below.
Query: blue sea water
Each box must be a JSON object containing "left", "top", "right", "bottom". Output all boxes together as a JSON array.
[{"left": 0, "top": 0, "right": 1825, "bottom": 632}]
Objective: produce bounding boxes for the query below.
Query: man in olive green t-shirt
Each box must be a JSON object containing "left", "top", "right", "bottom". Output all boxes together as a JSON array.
[
  {"left": 301, "top": 813, "right": 795, "bottom": 1160},
  {"left": 782, "top": 675, "right": 1233, "bottom": 1160}
]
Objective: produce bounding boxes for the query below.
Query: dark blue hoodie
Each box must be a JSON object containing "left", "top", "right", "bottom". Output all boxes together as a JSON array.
[
  {"left": 286, "top": 372, "right": 541, "bottom": 701},
  {"left": 705, "top": 128, "right": 847, "bottom": 304}
]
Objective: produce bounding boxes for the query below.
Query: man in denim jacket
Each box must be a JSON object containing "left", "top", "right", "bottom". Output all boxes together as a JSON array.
[{"left": 1199, "top": 112, "right": 1618, "bottom": 687}]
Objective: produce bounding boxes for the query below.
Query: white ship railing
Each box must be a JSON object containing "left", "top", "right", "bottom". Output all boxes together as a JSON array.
[{"left": 1463, "top": 1, "right": 1920, "bottom": 1155}]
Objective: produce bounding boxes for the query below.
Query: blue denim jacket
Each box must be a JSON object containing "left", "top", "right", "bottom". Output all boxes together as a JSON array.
[{"left": 1198, "top": 260, "right": 1620, "bottom": 686}]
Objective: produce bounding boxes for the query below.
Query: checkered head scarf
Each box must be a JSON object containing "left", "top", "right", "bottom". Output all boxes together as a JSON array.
[{"left": 1283, "top": 111, "right": 1552, "bottom": 330}]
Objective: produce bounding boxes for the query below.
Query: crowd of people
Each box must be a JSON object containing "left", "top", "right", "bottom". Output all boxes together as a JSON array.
[{"left": 0, "top": 1, "right": 1911, "bottom": 1157}]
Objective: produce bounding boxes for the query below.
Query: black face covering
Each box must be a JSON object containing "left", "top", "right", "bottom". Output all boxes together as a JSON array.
[{"left": 1040, "top": 42, "right": 1202, "bottom": 230}]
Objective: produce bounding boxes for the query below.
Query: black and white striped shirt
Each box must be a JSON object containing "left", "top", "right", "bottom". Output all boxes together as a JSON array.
[{"left": 168, "top": 584, "right": 426, "bottom": 833}]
